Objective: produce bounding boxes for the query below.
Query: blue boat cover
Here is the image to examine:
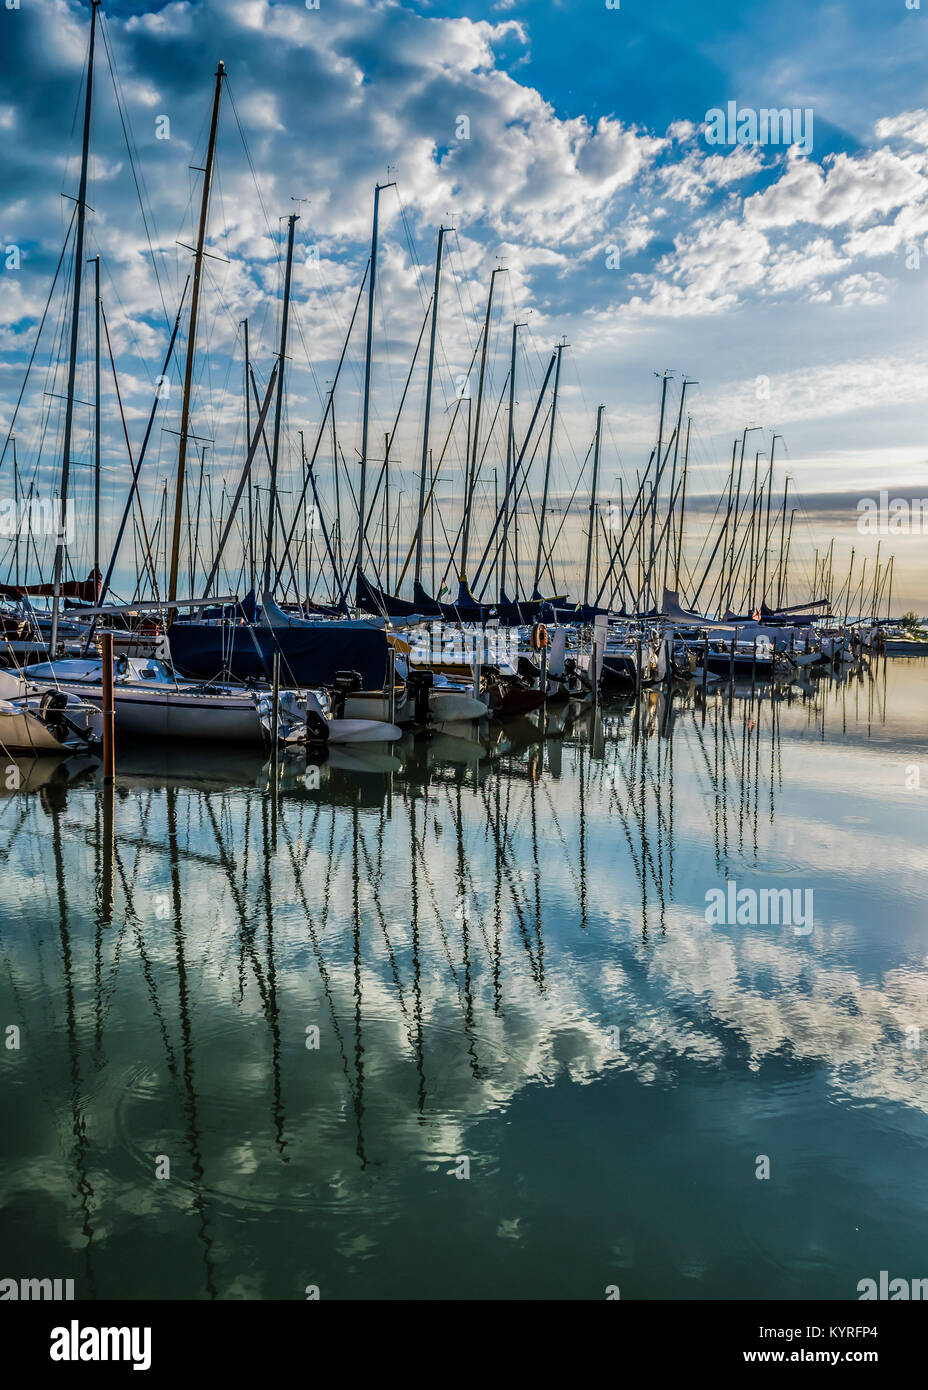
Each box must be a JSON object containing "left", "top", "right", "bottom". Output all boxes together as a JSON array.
[{"left": 169, "top": 620, "right": 390, "bottom": 688}]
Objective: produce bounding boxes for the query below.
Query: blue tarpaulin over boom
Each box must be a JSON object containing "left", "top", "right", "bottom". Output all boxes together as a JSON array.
[
  {"left": 356, "top": 570, "right": 440, "bottom": 618},
  {"left": 169, "top": 621, "right": 390, "bottom": 688}
]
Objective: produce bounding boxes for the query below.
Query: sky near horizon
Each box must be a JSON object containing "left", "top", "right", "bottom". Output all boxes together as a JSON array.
[{"left": 0, "top": 0, "right": 926, "bottom": 610}]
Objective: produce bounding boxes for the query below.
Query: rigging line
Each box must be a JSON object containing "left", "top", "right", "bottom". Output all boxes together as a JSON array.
[
  {"left": 225, "top": 80, "right": 283, "bottom": 275},
  {"left": 521, "top": 317, "right": 549, "bottom": 381},
  {"left": 566, "top": 344, "right": 591, "bottom": 422},
  {"left": 439, "top": 370, "right": 513, "bottom": 599},
  {"left": 451, "top": 228, "right": 480, "bottom": 328},
  {"left": 395, "top": 326, "right": 486, "bottom": 587},
  {"left": 270, "top": 202, "right": 354, "bottom": 384},
  {"left": 101, "top": 303, "right": 161, "bottom": 601},
  {"left": 395, "top": 186, "right": 430, "bottom": 311},
  {"left": 361, "top": 292, "right": 433, "bottom": 538},
  {"left": 445, "top": 237, "right": 478, "bottom": 365},
  {"left": 273, "top": 258, "right": 370, "bottom": 584},
  {"left": 429, "top": 245, "right": 493, "bottom": 413},
  {"left": 99, "top": 13, "right": 171, "bottom": 329},
  {"left": 59, "top": 23, "right": 86, "bottom": 194},
  {"left": 290, "top": 304, "right": 326, "bottom": 413},
  {"left": 687, "top": 479, "right": 728, "bottom": 583},
  {"left": 95, "top": 244, "right": 157, "bottom": 389},
  {"left": 540, "top": 435, "right": 594, "bottom": 567},
  {"left": 441, "top": 392, "right": 541, "bottom": 600},
  {"left": 0, "top": 204, "right": 78, "bottom": 472}
]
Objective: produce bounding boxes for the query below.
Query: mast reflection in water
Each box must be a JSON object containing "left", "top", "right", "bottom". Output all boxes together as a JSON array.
[{"left": 1, "top": 661, "right": 927, "bottom": 1300}]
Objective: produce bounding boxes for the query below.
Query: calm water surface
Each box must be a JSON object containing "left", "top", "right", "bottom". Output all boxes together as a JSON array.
[{"left": 1, "top": 662, "right": 927, "bottom": 1299}]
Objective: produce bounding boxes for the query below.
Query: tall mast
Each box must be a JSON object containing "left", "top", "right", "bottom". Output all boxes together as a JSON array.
[
  {"left": 12, "top": 438, "right": 19, "bottom": 586},
  {"left": 726, "top": 424, "right": 761, "bottom": 611},
  {"left": 242, "top": 318, "right": 255, "bottom": 591},
  {"left": 468, "top": 349, "right": 557, "bottom": 596},
  {"left": 50, "top": 0, "right": 100, "bottom": 652},
  {"left": 646, "top": 370, "right": 669, "bottom": 610},
  {"left": 532, "top": 339, "right": 564, "bottom": 597},
  {"left": 760, "top": 433, "right": 779, "bottom": 607},
  {"left": 716, "top": 439, "right": 737, "bottom": 616},
  {"left": 746, "top": 449, "right": 761, "bottom": 608},
  {"left": 92, "top": 253, "right": 101, "bottom": 594},
  {"left": 661, "top": 377, "right": 691, "bottom": 598},
  {"left": 332, "top": 400, "right": 343, "bottom": 585},
  {"left": 498, "top": 321, "right": 523, "bottom": 602},
  {"left": 384, "top": 432, "right": 391, "bottom": 591},
  {"left": 414, "top": 225, "right": 446, "bottom": 588},
  {"left": 617, "top": 479, "right": 625, "bottom": 608},
  {"left": 726, "top": 427, "right": 747, "bottom": 613},
  {"left": 782, "top": 508, "right": 796, "bottom": 608},
  {"left": 356, "top": 180, "right": 394, "bottom": 588},
  {"left": 673, "top": 414, "right": 691, "bottom": 592},
  {"left": 460, "top": 266, "right": 501, "bottom": 584},
  {"left": 776, "top": 475, "right": 790, "bottom": 610},
  {"left": 583, "top": 405, "right": 604, "bottom": 607},
  {"left": 870, "top": 543, "right": 882, "bottom": 622},
  {"left": 167, "top": 57, "right": 225, "bottom": 613},
  {"left": 463, "top": 394, "right": 473, "bottom": 568},
  {"left": 262, "top": 211, "right": 298, "bottom": 595}
]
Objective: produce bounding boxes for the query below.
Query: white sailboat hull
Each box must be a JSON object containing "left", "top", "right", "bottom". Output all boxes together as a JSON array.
[
  {"left": 17, "top": 680, "right": 268, "bottom": 743},
  {"left": 111, "top": 688, "right": 267, "bottom": 741}
]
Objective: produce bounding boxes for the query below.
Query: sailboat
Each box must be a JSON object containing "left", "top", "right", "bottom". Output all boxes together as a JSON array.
[
  {"left": 19, "top": 651, "right": 402, "bottom": 745},
  {"left": 17, "top": 653, "right": 304, "bottom": 744}
]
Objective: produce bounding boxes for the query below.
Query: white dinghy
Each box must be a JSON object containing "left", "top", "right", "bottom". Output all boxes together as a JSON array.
[
  {"left": 302, "top": 692, "right": 402, "bottom": 745},
  {"left": 0, "top": 670, "right": 102, "bottom": 754}
]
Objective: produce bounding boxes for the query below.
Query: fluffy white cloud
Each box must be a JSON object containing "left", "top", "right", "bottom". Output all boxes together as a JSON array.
[
  {"left": 744, "top": 145, "right": 928, "bottom": 230},
  {"left": 659, "top": 144, "right": 765, "bottom": 207}
]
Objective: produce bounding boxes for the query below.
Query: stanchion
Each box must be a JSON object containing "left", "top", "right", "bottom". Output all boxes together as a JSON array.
[
  {"left": 101, "top": 631, "right": 115, "bottom": 782},
  {"left": 101, "top": 777, "right": 114, "bottom": 926},
  {"left": 386, "top": 646, "right": 396, "bottom": 724},
  {"left": 100, "top": 631, "right": 116, "bottom": 924},
  {"left": 271, "top": 651, "right": 280, "bottom": 737},
  {"left": 271, "top": 652, "right": 280, "bottom": 849}
]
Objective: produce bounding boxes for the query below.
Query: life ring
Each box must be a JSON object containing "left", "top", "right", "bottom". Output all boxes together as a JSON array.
[{"left": 530, "top": 622, "right": 550, "bottom": 652}]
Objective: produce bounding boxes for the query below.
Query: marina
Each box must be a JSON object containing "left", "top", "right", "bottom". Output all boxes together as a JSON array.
[
  {"left": 0, "top": 4, "right": 919, "bottom": 753},
  {"left": 1, "top": 0, "right": 927, "bottom": 1343}
]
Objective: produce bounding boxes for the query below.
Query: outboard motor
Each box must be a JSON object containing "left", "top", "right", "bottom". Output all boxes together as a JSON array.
[
  {"left": 329, "top": 669, "right": 361, "bottom": 719},
  {"left": 303, "top": 691, "right": 330, "bottom": 745},
  {"left": 407, "top": 669, "right": 434, "bottom": 725},
  {"left": 39, "top": 690, "right": 69, "bottom": 743}
]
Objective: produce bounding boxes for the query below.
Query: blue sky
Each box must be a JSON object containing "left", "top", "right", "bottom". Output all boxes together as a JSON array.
[{"left": 1, "top": 0, "right": 927, "bottom": 607}]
